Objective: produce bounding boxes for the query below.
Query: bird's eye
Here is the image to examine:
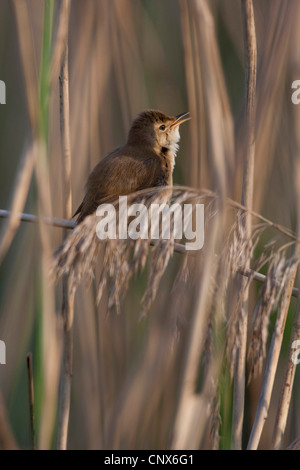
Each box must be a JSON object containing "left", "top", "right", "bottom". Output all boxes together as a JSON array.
[{"left": 159, "top": 124, "right": 166, "bottom": 131}]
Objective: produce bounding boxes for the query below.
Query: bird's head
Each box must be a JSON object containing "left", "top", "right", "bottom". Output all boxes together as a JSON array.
[{"left": 127, "top": 110, "right": 190, "bottom": 156}]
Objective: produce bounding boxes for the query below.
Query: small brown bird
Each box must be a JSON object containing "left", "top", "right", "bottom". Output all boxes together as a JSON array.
[{"left": 73, "top": 109, "right": 190, "bottom": 223}]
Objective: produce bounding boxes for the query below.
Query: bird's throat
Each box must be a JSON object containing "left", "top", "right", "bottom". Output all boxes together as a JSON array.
[{"left": 155, "top": 142, "right": 179, "bottom": 174}]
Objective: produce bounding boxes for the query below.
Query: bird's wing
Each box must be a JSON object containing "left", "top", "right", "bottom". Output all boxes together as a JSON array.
[{"left": 74, "top": 151, "right": 166, "bottom": 223}]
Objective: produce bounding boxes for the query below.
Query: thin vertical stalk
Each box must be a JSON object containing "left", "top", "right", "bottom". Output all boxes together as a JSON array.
[
  {"left": 240, "top": 0, "right": 257, "bottom": 215},
  {"left": 59, "top": 43, "right": 72, "bottom": 225},
  {"left": 0, "top": 144, "right": 36, "bottom": 265},
  {"left": 36, "top": 1, "right": 57, "bottom": 450},
  {"left": 56, "top": 0, "right": 72, "bottom": 451},
  {"left": 57, "top": 286, "right": 74, "bottom": 450},
  {"left": 40, "top": 0, "right": 55, "bottom": 142},
  {"left": 272, "top": 297, "right": 300, "bottom": 449},
  {"left": 179, "top": 0, "right": 200, "bottom": 188},
  {"left": 247, "top": 273, "right": 297, "bottom": 449},
  {"left": 171, "top": 215, "right": 221, "bottom": 449},
  {"left": 27, "top": 353, "right": 36, "bottom": 450},
  {"left": 2, "top": 0, "right": 39, "bottom": 265},
  {"left": 231, "top": 0, "right": 257, "bottom": 450}
]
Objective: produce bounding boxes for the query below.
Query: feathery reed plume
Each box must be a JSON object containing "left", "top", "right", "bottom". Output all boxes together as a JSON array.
[
  {"left": 53, "top": 188, "right": 205, "bottom": 317},
  {"left": 225, "top": 211, "right": 254, "bottom": 378}
]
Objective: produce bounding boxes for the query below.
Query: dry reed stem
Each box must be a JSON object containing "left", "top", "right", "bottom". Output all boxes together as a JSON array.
[
  {"left": 272, "top": 297, "right": 300, "bottom": 449},
  {"left": 171, "top": 183, "right": 224, "bottom": 448},
  {"left": 0, "top": 210, "right": 75, "bottom": 228},
  {"left": 0, "top": 0, "right": 40, "bottom": 264},
  {"left": 56, "top": 0, "right": 73, "bottom": 450},
  {"left": 34, "top": 143, "right": 62, "bottom": 450},
  {"left": 231, "top": 0, "right": 257, "bottom": 450},
  {"left": 250, "top": 2, "right": 295, "bottom": 212},
  {"left": 247, "top": 255, "right": 298, "bottom": 381},
  {"left": 59, "top": 46, "right": 72, "bottom": 222},
  {"left": 50, "top": 0, "right": 72, "bottom": 88},
  {"left": 104, "top": 295, "right": 179, "bottom": 448},
  {"left": 57, "top": 286, "right": 74, "bottom": 450},
  {"left": 182, "top": 0, "right": 234, "bottom": 194},
  {"left": 247, "top": 264, "right": 299, "bottom": 450},
  {"left": 0, "top": 143, "right": 36, "bottom": 265},
  {"left": 240, "top": 0, "right": 256, "bottom": 214},
  {"left": 191, "top": 0, "right": 234, "bottom": 197},
  {"left": 171, "top": 214, "right": 220, "bottom": 449},
  {"left": 179, "top": 0, "right": 199, "bottom": 187}
]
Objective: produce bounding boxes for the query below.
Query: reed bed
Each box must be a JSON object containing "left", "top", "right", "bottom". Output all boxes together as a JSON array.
[{"left": 0, "top": 0, "right": 300, "bottom": 450}]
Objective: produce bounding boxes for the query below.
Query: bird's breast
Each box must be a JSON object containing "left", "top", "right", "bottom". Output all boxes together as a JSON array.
[
  {"left": 155, "top": 146, "right": 176, "bottom": 186},
  {"left": 159, "top": 145, "right": 177, "bottom": 171}
]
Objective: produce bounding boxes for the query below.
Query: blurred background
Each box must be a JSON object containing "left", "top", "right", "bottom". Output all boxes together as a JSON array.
[{"left": 0, "top": 0, "right": 300, "bottom": 450}]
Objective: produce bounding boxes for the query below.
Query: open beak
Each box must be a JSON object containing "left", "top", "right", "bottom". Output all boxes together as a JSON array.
[{"left": 170, "top": 111, "right": 190, "bottom": 128}]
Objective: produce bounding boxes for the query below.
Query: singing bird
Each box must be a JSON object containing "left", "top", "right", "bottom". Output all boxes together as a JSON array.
[{"left": 73, "top": 109, "right": 190, "bottom": 223}]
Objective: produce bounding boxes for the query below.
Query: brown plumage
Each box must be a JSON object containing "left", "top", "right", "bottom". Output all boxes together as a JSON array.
[{"left": 73, "top": 109, "right": 190, "bottom": 223}]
